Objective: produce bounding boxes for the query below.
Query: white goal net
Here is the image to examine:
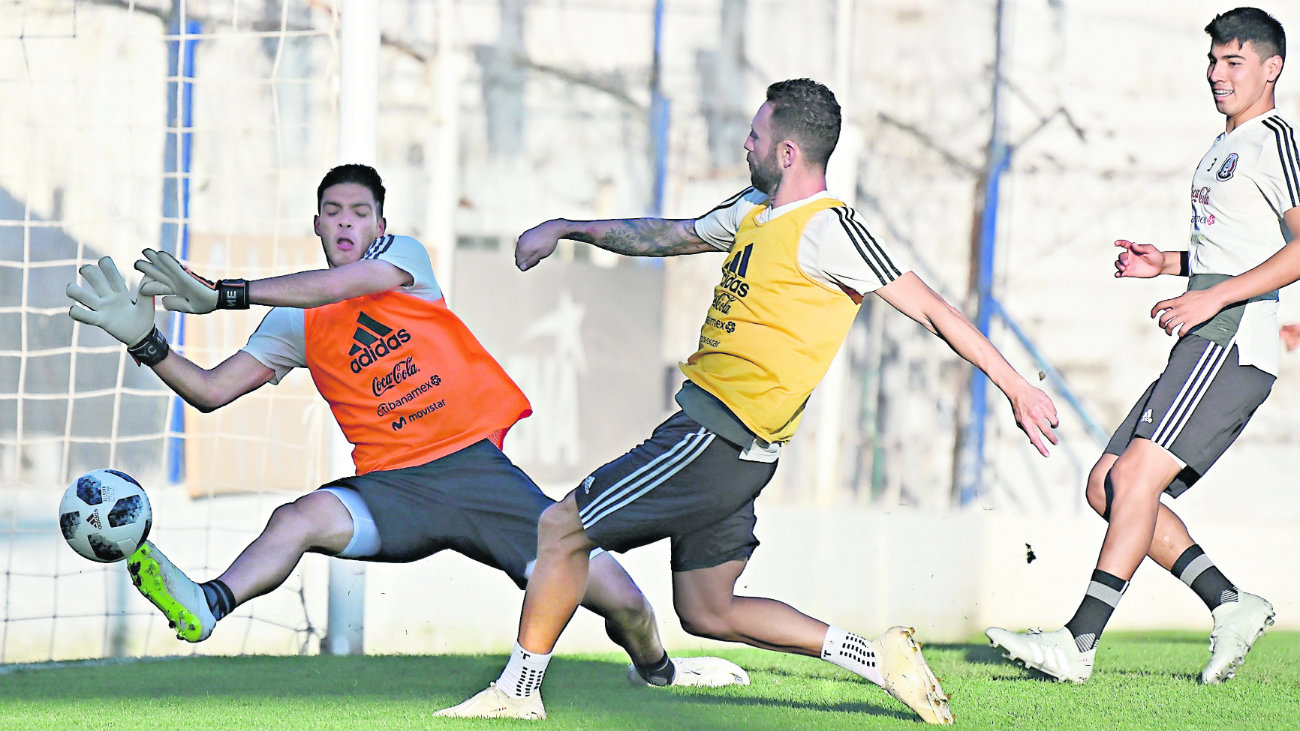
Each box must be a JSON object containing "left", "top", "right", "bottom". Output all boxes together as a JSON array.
[{"left": 0, "top": 0, "right": 341, "bottom": 662}]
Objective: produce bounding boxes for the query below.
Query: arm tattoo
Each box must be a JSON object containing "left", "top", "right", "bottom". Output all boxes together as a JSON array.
[{"left": 571, "top": 218, "right": 709, "bottom": 257}]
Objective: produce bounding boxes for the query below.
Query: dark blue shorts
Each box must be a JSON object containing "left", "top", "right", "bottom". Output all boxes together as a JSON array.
[
  {"left": 575, "top": 411, "right": 778, "bottom": 572},
  {"left": 323, "top": 440, "right": 551, "bottom": 587}
]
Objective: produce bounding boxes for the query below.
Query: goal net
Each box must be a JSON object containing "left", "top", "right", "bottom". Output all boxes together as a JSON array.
[{"left": 0, "top": 0, "right": 340, "bottom": 662}]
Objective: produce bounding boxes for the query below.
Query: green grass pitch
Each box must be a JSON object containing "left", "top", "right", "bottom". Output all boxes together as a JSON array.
[{"left": 0, "top": 631, "right": 1294, "bottom": 730}]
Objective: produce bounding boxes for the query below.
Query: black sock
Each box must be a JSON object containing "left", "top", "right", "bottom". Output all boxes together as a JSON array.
[
  {"left": 634, "top": 652, "right": 676, "bottom": 686},
  {"left": 1172, "top": 544, "right": 1237, "bottom": 611},
  {"left": 200, "top": 579, "right": 236, "bottom": 621},
  {"left": 1065, "top": 570, "right": 1128, "bottom": 652}
]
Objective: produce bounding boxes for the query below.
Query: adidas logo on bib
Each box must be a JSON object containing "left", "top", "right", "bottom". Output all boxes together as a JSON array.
[{"left": 348, "top": 311, "right": 412, "bottom": 373}]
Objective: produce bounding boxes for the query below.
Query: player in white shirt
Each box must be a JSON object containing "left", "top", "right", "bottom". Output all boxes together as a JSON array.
[{"left": 989, "top": 7, "right": 1300, "bottom": 686}]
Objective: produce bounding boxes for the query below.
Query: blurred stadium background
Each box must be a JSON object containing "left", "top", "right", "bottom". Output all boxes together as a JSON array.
[{"left": 0, "top": 0, "right": 1296, "bottom": 663}]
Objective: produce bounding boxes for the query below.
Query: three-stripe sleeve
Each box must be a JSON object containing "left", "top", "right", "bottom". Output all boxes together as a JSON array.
[
  {"left": 363, "top": 234, "right": 396, "bottom": 259},
  {"left": 831, "top": 207, "right": 902, "bottom": 287},
  {"left": 1262, "top": 117, "right": 1300, "bottom": 209}
]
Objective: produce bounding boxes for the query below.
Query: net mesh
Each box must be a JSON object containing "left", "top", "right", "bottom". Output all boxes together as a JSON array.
[{"left": 0, "top": 0, "right": 339, "bottom": 662}]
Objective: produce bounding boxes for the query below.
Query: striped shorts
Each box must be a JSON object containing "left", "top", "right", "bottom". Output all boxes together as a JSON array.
[
  {"left": 1105, "top": 334, "right": 1274, "bottom": 496},
  {"left": 574, "top": 411, "right": 779, "bottom": 572}
]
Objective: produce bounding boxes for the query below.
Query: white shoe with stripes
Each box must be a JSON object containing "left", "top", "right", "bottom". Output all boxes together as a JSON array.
[{"left": 986, "top": 627, "right": 1094, "bottom": 683}]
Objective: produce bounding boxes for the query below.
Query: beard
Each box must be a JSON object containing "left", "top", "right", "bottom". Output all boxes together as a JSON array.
[{"left": 747, "top": 150, "right": 781, "bottom": 195}]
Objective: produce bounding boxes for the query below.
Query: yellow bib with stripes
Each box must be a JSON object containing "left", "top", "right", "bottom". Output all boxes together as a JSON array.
[{"left": 679, "top": 196, "right": 860, "bottom": 443}]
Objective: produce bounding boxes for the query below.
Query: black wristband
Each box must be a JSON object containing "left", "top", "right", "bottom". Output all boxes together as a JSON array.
[
  {"left": 127, "top": 326, "right": 170, "bottom": 367},
  {"left": 216, "top": 279, "right": 250, "bottom": 309},
  {"left": 1178, "top": 251, "right": 1189, "bottom": 277}
]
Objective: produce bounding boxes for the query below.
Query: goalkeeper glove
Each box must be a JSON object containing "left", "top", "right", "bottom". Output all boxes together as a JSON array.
[
  {"left": 135, "top": 247, "right": 248, "bottom": 314},
  {"left": 66, "top": 257, "right": 169, "bottom": 365}
]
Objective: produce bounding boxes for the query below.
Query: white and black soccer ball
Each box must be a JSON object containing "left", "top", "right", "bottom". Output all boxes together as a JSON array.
[{"left": 58, "top": 469, "right": 152, "bottom": 563}]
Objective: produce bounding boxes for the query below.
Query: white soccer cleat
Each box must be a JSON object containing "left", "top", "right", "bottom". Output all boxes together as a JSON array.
[
  {"left": 986, "top": 626, "right": 1094, "bottom": 684},
  {"left": 126, "top": 541, "right": 215, "bottom": 643},
  {"left": 433, "top": 683, "right": 546, "bottom": 720},
  {"left": 626, "top": 656, "right": 751, "bottom": 688},
  {"left": 1201, "top": 592, "right": 1275, "bottom": 685},
  {"left": 875, "top": 626, "right": 954, "bottom": 725}
]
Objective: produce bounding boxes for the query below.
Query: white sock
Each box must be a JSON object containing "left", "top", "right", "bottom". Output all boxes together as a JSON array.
[
  {"left": 496, "top": 642, "right": 551, "bottom": 698},
  {"left": 821, "top": 626, "right": 885, "bottom": 687}
]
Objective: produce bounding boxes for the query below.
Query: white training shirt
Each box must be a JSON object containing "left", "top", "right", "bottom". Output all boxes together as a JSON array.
[
  {"left": 1188, "top": 109, "right": 1300, "bottom": 376},
  {"left": 693, "top": 187, "right": 912, "bottom": 297},
  {"left": 241, "top": 234, "right": 444, "bottom": 384}
]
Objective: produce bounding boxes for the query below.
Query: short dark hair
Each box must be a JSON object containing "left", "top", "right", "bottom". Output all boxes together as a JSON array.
[
  {"left": 765, "top": 79, "right": 841, "bottom": 167},
  {"left": 1205, "top": 7, "right": 1286, "bottom": 65},
  {"left": 317, "top": 163, "right": 386, "bottom": 218}
]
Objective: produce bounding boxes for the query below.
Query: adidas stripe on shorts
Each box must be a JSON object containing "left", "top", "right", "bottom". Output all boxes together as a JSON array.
[
  {"left": 1105, "top": 334, "right": 1273, "bottom": 497},
  {"left": 575, "top": 411, "right": 778, "bottom": 572}
]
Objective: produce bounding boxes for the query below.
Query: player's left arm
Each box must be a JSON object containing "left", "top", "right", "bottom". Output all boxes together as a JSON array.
[
  {"left": 1151, "top": 206, "right": 1300, "bottom": 336},
  {"left": 135, "top": 248, "right": 411, "bottom": 312},
  {"left": 874, "top": 272, "right": 1060, "bottom": 457}
]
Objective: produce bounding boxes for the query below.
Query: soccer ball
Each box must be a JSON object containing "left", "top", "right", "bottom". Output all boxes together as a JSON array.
[{"left": 59, "top": 469, "right": 152, "bottom": 563}]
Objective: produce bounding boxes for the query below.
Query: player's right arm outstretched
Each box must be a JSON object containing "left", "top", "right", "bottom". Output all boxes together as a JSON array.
[{"left": 515, "top": 218, "right": 717, "bottom": 271}]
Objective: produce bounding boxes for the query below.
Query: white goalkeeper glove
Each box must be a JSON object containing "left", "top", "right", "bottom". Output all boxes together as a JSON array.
[
  {"left": 134, "top": 247, "right": 249, "bottom": 314},
  {"left": 66, "top": 257, "right": 157, "bottom": 347},
  {"left": 67, "top": 257, "right": 171, "bottom": 366}
]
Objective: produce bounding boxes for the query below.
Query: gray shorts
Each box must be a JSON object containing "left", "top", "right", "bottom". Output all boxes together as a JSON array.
[
  {"left": 575, "top": 411, "right": 778, "bottom": 572},
  {"left": 1105, "top": 335, "right": 1274, "bottom": 497},
  {"left": 321, "top": 440, "right": 551, "bottom": 587}
]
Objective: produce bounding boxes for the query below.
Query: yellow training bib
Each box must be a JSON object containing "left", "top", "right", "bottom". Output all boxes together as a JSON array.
[{"left": 680, "top": 196, "right": 861, "bottom": 443}]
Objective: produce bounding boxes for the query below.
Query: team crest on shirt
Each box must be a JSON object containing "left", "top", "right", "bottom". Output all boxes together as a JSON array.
[{"left": 1216, "top": 152, "right": 1238, "bottom": 181}]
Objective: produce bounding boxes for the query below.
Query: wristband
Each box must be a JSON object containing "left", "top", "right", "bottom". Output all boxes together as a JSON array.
[
  {"left": 216, "top": 279, "right": 250, "bottom": 309},
  {"left": 127, "top": 326, "right": 170, "bottom": 367},
  {"left": 1177, "top": 251, "right": 1189, "bottom": 277}
]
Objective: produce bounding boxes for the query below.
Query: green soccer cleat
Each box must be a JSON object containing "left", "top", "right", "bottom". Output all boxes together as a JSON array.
[
  {"left": 1201, "top": 592, "right": 1275, "bottom": 684},
  {"left": 986, "top": 626, "right": 1094, "bottom": 683},
  {"left": 127, "top": 541, "right": 215, "bottom": 643},
  {"left": 433, "top": 683, "right": 545, "bottom": 720},
  {"left": 876, "top": 626, "right": 954, "bottom": 725},
  {"left": 626, "top": 656, "right": 751, "bottom": 687}
]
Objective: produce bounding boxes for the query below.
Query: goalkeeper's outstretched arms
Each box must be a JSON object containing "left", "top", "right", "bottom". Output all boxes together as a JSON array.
[
  {"left": 134, "top": 247, "right": 410, "bottom": 313},
  {"left": 67, "top": 256, "right": 274, "bottom": 413}
]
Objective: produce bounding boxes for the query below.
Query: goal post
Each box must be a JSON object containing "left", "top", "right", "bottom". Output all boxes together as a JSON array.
[{"left": 321, "top": 0, "right": 379, "bottom": 657}]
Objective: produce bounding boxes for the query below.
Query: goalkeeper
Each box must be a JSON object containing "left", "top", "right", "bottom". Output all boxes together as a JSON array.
[{"left": 64, "top": 163, "right": 748, "bottom": 691}]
